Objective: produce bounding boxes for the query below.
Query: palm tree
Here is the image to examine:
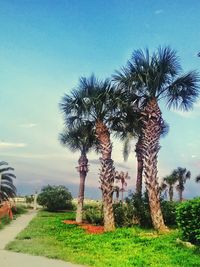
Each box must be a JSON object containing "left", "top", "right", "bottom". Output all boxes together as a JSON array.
[
  {"left": 162, "top": 174, "right": 178, "bottom": 201},
  {"left": 60, "top": 75, "right": 119, "bottom": 231},
  {"left": 196, "top": 175, "right": 200, "bottom": 183},
  {"left": 119, "top": 116, "right": 168, "bottom": 198},
  {"left": 59, "top": 123, "right": 96, "bottom": 223},
  {"left": 115, "top": 171, "right": 130, "bottom": 202},
  {"left": 0, "top": 161, "right": 16, "bottom": 202},
  {"left": 114, "top": 46, "right": 199, "bottom": 231},
  {"left": 173, "top": 167, "right": 191, "bottom": 201}
]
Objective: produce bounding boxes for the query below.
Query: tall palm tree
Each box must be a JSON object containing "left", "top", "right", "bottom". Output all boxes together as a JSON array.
[
  {"left": 0, "top": 161, "right": 16, "bottom": 202},
  {"left": 114, "top": 46, "right": 199, "bottom": 231},
  {"left": 196, "top": 175, "right": 200, "bottom": 183},
  {"left": 173, "top": 167, "right": 191, "bottom": 201},
  {"left": 59, "top": 123, "right": 96, "bottom": 223},
  {"left": 120, "top": 117, "right": 168, "bottom": 198},
  {"left": 60, "top": 75, "right": 119, "bottom": 231},
  {"left": 162, "top": 174, "right": 178, "bottom": 201}
]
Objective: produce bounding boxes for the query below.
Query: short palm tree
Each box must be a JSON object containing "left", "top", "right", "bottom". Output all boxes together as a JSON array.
[
  {"left": 114, "top": 46, "right": 199, "bottom": 231},
  {"left": 162, "top": 174, "right": 178, "bottom": 201},
  {"left": 60, "top": 75, "right": 119, "bottom": 231},
  {"left": 59, "top": 123, "right": 96, "bottom": 223},
  {"left": 172, "top": 167, "right": 191, "bottom": 201},
  {"left": 0, "top": 161, "right": 16, "bottom": 202},
  {"left": 196, "top": 175, "right": 200, "bottom": 183}
]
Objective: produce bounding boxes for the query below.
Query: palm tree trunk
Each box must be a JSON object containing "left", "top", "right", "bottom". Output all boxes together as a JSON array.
[
  {"left": 141, "top": 98, "right": 167, "bottom": 232},
  {"left": 169, "top": 185, "right": 173, "bottom": 201},
  {"left": 179, "top": 190, "right": 183, "bottom": 202},
  {"left": 96, "top": 120, "right": 115, "bottom": 232},
  {"left": 135, "top": 137, "right": 143, "bottom": 197},
  {"left": 76, "top": 153, "right": 88, "bottom": 223}
]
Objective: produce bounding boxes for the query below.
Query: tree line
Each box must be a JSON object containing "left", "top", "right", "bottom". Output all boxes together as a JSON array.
[{"left": 59, "top": 46, "right": 200, "bottom": 232}]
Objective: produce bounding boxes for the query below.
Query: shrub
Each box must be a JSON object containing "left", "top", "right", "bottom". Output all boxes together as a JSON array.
[
  {"left": 126, "top": 192, "right": 178, "bottom": 228},
  {"left": 161, "top": 201, "right": 178, "bottom": 226},
  {"left": 176, "top": 197, "right": 200, "bottom": 245},
  {"left": 12, "top": 204, "right": 28, "bottom": 215},
  {"left": 25, "top": 195, "right": 34, "bottom": 204},
  {"left": 113, "top": 202, "right": 134, "bottom": 227},
  {"left": 37, "top": 185, "right": 73, "bottom": 212},
  {"left": 84, "top": 205, "right": 103, "bottom": 225},
  {"left": 126, "top": 192, "right": 152, "bottom": 228}
]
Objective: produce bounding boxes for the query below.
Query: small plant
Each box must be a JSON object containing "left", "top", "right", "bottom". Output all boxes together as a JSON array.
[
  {"left": 176, "top": 197, "right": 200, "bottom": 245},
  {"left": 84, "top": 205, "right": 103, "bottom": 225},
  {"left": 37, "top": 185, "right": 73, "bottom": 212}
]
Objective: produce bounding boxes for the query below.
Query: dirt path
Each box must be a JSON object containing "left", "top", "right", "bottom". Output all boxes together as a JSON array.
[{"left": 0, "top": 210, "right": 85, "bottom": 267}]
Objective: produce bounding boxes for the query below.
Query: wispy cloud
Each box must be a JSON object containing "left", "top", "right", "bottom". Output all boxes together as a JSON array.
[
  {"left": 172, "top": 109, "right": 194, "bottom": 118},
  {"left": 154, "top": 9, "right": 163, "bottom": 15},
  {"left": 0, "top": 142, "right": 27, "bottom": 148},
  {"left": 2, "top": 152, "right": 66, "bottom": 159},
  {"left": 20, "top": 123, "right": 37, "bottom": 128}
]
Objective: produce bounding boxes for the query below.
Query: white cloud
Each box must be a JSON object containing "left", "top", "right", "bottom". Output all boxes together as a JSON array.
[
  {"left": 20, "top": 123, "right": 37, "bottom": 128},
  {"left": 0, "top": 142, "right": 27, "bottom": 148},
  {"left": 154, "top": 9, "right": 163, "bottom": 15}
]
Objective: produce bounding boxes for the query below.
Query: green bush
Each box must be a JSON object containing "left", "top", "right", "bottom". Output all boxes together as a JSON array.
[
  {"left": 113, "top": 202, "right": 134, "bottom": 227},
  {"left": 161, "top": 201, "right": 178, "bottom": 226},
  {"left": 37, "top": 185, "right": 73, "bottom": 212},
  {"left": 126, "top": 192, "right": 178, "bottom": 228},
  {"left": 176, "top": 197, "right": 200, "bottom": 245},
  {"left": 84, "top": 205, "right": 103, "bottom": 225},
  {"left": 127, "top": 192, "right": 152, "bottom": 228},
  {"left": 12, "top": 205, "right": 28, "bottom": 215}
]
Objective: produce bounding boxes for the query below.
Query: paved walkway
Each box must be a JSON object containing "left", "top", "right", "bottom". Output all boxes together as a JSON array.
[{"left": 0, "top": 210, "right": 85, "bottom": 267}]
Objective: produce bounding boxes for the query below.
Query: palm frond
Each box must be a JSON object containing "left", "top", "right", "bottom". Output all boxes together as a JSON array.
[
  {"left": 166, "top": 71, "right": 200, "bottom": 110},
  {"left": 59, "top": 121, "right": 97, "bottom": 154},
  {"left": 123, "top": 134, "right": 133, "bottom": 161},
  {"left": 0, "top": 161, "right": 16, "bottom": 201}
]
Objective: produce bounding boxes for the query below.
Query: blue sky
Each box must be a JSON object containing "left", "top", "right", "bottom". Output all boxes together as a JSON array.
[{"left": 1, "top": 0, "right": 200, "bottom": 199}]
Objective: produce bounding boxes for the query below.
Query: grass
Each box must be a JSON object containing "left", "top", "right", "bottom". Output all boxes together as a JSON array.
[
  {"left": 6, "top": 211, "right": 200, "bottom": 267},
  {"left": 0, "top": 204, "right": 28, "bottom": 230}
]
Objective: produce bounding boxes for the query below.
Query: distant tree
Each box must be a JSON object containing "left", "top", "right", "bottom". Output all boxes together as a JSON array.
[
  {"left": 25, "top": 195, "right": 34, "bottom": 204},
  {"left": 162, "top": 174, "right": 178, "bottom": 201},
  {"left": 37, "top": 185, "right": 73, "bottom": 211},
  {"left": 195, "top": 175, "right": 200, "bottom": 183},
  {"left": 59, "top": 122, "right": 96, "bottom": 223},
  {"left": 172, "top": 167, "right": 191, "bottom": 201},
  {"left": 115, "top": 171, "right": 130, "bottom": 203},
  {"left": 0, "top": 161, "right": 16, "bottom": 202}
]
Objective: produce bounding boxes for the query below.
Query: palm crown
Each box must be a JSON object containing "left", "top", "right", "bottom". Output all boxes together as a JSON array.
[
  {"left": 59, "top": 122, "right": 97, "bottom": 154},
  {"left": 114, "top": 46, "right": 199, "bottom": 110},
  {"left": 0, "top": 161, "right": 16, "bottom": 202},
  {"left": 60, "top": 75, "right": 118, "bottom": 126}
]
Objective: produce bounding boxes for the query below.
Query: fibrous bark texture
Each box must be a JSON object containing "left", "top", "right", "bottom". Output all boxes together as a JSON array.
[
  {"left": 96, "top": 120, "right": 115, "bottom": 231},
  {"left": 135, "top": 136, "right": 143, "bottom": 197},
  {"left": 76, "top": 153, "right": 88, "bottom": 223},
  {"left": 141, "top": 98, "right": 167, "bottom": 232}
]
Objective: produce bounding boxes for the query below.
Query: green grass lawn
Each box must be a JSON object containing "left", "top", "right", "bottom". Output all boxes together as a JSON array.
[{"left": 6, "top": 211, "right": 200, "bottom": 267}]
